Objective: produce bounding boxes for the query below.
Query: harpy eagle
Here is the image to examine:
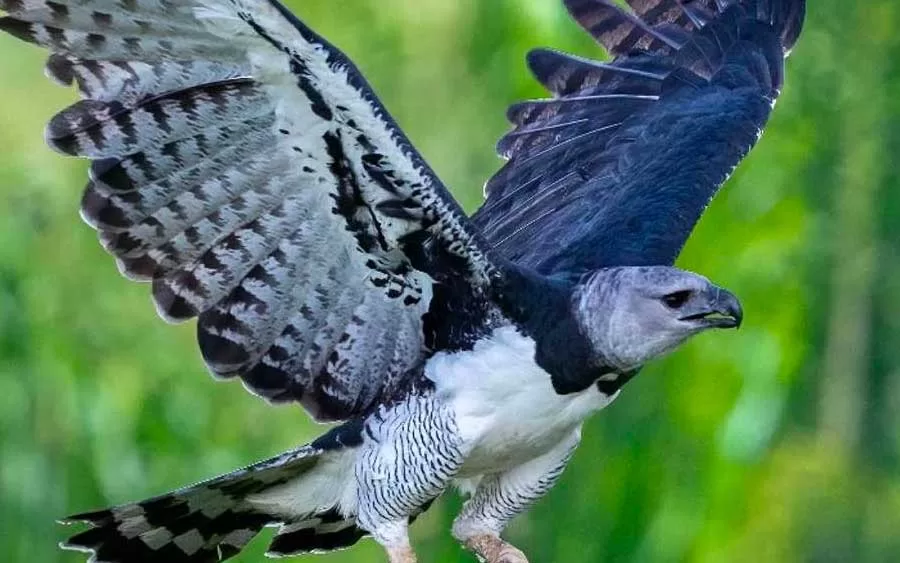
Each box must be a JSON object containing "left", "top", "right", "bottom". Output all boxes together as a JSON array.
[{"left": 0, "top": 0, "right": 805, "bottom": 561}]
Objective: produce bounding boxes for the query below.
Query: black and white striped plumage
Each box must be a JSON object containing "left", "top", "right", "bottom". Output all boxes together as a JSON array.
[
  {"left": 0, "top": 1, "right": 804, "bottom": 562},
  {"left": 2, "top": 0, "right": 496, "bottom": 423}
]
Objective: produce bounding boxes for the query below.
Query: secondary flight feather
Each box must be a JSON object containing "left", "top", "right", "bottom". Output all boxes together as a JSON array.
[
  {"left": 0, "top": 1, "right": 804, "bottom": 562},
  {"left": 1, "top": 0, "right": 498, "bottom": 421}
]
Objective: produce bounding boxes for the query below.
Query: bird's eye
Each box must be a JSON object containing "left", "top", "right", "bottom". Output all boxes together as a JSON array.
[{"left": 662, "top": 290, "right": 692, "bottom": 309}]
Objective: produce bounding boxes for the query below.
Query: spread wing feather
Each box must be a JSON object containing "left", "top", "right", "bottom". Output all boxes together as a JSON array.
[
  {"left": 474, "top": 0, "right": 805, "bottom": 274},
  {"left": 1, "top": 0, "right": 496, "bottom": 421}
]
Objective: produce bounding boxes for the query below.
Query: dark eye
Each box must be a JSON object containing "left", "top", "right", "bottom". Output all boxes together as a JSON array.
[{"left": 662, "top": 290, "right": 692, "bottom": 309}]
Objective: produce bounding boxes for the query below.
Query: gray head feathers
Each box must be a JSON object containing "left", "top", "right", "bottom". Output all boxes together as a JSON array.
[{"left": 573, "top": 266, "right": 742, "bottom": 372}]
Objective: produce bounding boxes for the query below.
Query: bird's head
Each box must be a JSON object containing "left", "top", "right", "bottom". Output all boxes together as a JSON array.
[{"left": 572, "top": 266, "right": 743, "bottom": 372}]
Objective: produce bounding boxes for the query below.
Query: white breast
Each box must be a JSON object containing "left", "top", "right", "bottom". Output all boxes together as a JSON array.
[{"left": 424, "top": 325, "right": 618, "bottom": 476}]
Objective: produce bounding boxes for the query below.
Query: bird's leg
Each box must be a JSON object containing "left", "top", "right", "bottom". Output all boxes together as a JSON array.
[
  {"left": 384, "top": 543, "right": 417, "bottom": 563},
  {"left": 370, "top": 520, "right": 418, "bottom": 563},
  {"left": 453, "top": 505, "right": 530, "bottom": 563},
  {"left": 354, "top": 394, "right": 467, "bottom": 563},
  {"left": 452, "top": 431, "right": 580, "bottom": 563},
  {"left": 386, "top": 547, "right": 417, "bottom": 563},
  {"left": 461, "top": 532, "right": 528, "bottom": 563}
]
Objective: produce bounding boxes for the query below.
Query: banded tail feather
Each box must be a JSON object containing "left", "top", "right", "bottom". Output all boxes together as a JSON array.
[{"left": 61, "top": 436, "right": 366, "bottom": 562}]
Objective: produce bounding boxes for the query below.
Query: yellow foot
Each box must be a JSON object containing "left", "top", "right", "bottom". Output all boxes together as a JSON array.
[{"left": 464, "top": 534, "right": 529, "bottom": 563}]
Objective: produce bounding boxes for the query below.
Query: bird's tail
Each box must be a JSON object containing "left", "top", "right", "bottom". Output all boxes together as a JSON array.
[{"left": 61, "top": 429, "right": 366, "bottom": 562}]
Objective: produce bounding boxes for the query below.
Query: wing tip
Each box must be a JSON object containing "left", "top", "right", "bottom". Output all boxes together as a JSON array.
[
  {"left": 42, "top": 121, "right": 81, "bottom": 157},
  {"left": 777, "top": 0, "right": 807, "bottom": 54},
  {"left": 152, "top": 278, "right": 201, "bottom": 324},
  {"left": 45, "top": 54, "right": 76, "bottom": 87},
  {"left": 0, "top": 16, "right": 37, "bottom": 44},
  {"left": 197, "top": 323, "right": 252, "bottom": 374}
]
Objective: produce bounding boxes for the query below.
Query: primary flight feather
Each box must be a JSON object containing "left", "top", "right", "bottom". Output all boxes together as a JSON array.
[{"left": 0, "top": 0, "right": 804, "bottom": 562}]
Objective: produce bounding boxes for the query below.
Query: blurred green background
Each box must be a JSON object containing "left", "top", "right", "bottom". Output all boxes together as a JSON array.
[{"left": 1, "top": 0, "right": 898, "bottom": 562}]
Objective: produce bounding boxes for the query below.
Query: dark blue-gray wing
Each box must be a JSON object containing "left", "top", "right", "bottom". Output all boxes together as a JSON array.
[
  {"left": 473, "top": 0, "right": 806, "bottom": 274},
  {"left": 0, "top": 0, "right": 497, "bottom": 421}
]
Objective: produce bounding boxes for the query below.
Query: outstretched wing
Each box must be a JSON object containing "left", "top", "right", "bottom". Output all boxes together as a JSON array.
[
  {"left": 0, "top": 0, "right": 497, "bottom": 421},
  {"left": 474, "top": 0, "right": 805, "bottom": 274}
]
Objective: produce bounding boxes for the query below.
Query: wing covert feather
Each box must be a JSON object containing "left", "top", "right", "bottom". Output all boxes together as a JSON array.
[
  {"left": 475, "top": 0, "right": 805, "bottom": 274},
  {"left": 1, "top": 0, "right": 496, "bottom": 421}
]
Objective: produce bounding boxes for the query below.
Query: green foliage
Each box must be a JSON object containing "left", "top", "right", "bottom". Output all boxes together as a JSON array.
[{"left": 0, "top": 1, "right": 898, "bottom": 561}]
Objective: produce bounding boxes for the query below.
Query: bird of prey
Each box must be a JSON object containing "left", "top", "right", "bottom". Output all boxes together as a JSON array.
[{"left": 0, "top": 0, "right": 804, "bottom": 561}]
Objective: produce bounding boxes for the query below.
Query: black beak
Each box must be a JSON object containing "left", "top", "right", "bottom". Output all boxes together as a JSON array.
[{"left": 679, "top": 286, "right": 743, "bottom": 329}]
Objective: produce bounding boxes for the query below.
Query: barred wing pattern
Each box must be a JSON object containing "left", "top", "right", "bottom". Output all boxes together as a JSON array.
[
  {"left": 474, "top": 0, "right": 805, "bottom": 274},
  {"left": 0, "top": 0, "right": 496, "bottom": 421}
]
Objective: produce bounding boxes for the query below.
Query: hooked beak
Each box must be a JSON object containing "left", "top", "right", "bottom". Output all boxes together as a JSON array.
[{"left": 679, "top": 286, "right": 743, "bottom": 329}]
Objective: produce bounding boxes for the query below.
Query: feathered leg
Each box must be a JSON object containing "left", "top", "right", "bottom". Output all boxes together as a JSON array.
[
  {"left": 387, "top": 546, "right": 418, "bottom": 563},
  {"left": 452, "top": 431, "right": 580, "bottom": 563},
  {"left": 354, "top": 394, "right": 468, "bottom": 563},
  {"left": 374, "top": 520, "right": 418, "bottom": 563}
]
